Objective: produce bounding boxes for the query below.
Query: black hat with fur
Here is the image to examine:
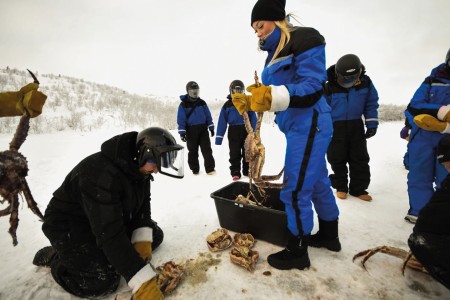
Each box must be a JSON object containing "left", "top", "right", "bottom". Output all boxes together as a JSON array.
[{"left": 251, "top": 0, "right": 286, "bottom": 25}]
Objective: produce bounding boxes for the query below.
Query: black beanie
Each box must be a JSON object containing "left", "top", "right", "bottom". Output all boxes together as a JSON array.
[
  {"left": 251, "top": 0, "right": 286, "bottom": 26},
  {"left": 437, "top": 136, "right": 450, "bottom": 163}
]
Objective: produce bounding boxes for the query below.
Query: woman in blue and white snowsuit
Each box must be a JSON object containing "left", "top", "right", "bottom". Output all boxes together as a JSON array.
[
  {"left": 232, "top": 0, "right": 340, "bottom": 271},
  {"left": 404, "top": 49, "right": 450, "bottom": 223},
  {"left": 215, "top": 80, "right": 257, "bottom": 180}
]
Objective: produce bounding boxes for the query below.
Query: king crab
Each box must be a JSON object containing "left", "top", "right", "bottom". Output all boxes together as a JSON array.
[
  {"left": 0, "top": 70, "right": 45, "bottom": 246},
  {"left": 238, "top": 71, "right": 286, "bottom": 205}
]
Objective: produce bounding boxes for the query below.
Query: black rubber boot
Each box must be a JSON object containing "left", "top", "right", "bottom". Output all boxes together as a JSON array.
[
  {"left": 267, "top": 232, "right": 310, "bottom": 270},
  {"left": 309, "top": 218, "right": 341, "bottom": 252},
  {"left": 33, "top": 246, "right": 57, "bottom": 267},
  {"left": 151, "top": 220, "right": 164, "bottom": 251}
]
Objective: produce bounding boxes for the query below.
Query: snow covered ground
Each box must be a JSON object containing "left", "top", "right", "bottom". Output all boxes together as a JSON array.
[{"left": 0, "top": 121, "right": 449, "bottom": 300}]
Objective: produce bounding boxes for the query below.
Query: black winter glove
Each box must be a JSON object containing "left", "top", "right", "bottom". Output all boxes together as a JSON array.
[
  {"left": 180, "top": 134, "right": 186, "bottom": 142},
  {"left": 210, "top": 129, "right": 215, "bottom": 137},
  {"left": 365, "top": 128, "right": 377, "bottom": 139}
]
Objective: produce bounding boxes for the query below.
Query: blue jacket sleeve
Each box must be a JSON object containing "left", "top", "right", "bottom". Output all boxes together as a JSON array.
[
  {"left": 407, "top": 78, "right": 440, "bottom": 117},
  {"left": 364, "top": 81, "right": 379, "bottom": 128},
  {"left": 248, "top": 111, "right": 257, "bottom": 130},
  {"left": 215, "top": 106, "right": 227, "bottom": 145},
  {"left": 204, "top": 105, "right": 214, "bottom": 130},
  {"left": 177, "top": 104, "right": 186, "bottom": 135},
  {"left": 285, "top": 45, "right": 327, "bottom": 108}
]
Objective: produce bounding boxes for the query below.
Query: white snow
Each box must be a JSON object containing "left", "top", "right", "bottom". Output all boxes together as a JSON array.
[{"left": 0, "top": 122, "right": 449, "bottom": 300}]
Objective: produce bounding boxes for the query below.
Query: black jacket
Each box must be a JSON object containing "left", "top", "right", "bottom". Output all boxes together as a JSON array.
[{"left": 42, "top": 131, "right": 151, "bottom": 281}]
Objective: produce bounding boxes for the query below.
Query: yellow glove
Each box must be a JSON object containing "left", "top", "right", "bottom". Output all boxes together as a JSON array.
[
  {"left": 246, "top": 83, "right": 273, "bottom": 112},
  {"left": 231, "top": 93, "right": 251, "bottom": 115},
  {"left": 15, "top": 83, "right": 47, "bottom": 118},
  {"left": 414, "top": 114, "right": 448, "bottom": 132},
  {"left": 134, "top": 241, "right": 152, "bottom": 262},
  {"left": 0, "top": 92, "right": 22, "bottom": 117},
  {"left": 133, "top": 277, "right": 163, "bottom": 300}
]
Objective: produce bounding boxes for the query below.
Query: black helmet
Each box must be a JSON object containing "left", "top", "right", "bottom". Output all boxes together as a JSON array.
[
  {"left": 335, "top": 54, "right": 362, "bottom": 88},
  {"left": 446, "top": 48, "right": 450, "bottom": 68},
  {"left": 186, "top": 81, "right": 200, "bottom": 99},
  {"left": 229, "top": 80, "right": 245, "bottom": 95},
  {"left": 136, "top": 127, "right": 184, "bottom": 178}
]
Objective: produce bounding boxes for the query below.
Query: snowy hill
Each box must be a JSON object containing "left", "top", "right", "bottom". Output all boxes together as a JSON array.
[
  {"left": 0, "top": 67, "right": 405, "bottom": 135},
  {"left": 0, "top": 120, "right": 449, "bottom": 299}
]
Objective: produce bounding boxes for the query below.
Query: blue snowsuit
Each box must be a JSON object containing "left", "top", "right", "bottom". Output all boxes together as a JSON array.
[
  {"left": 177, "top": 95, "right": 215, "bottom": 173},
  {"left": 324, "top": 65, "right": 379, "bottom": 196},
  {"left": 406, "top": 64, "right": 450, "bottom": 216},
  {"left": 261, "top": 26, "right": 339, "bottom": 236},
  {"left": 215, "top": 95, "right": 257, "bottom": 177}
]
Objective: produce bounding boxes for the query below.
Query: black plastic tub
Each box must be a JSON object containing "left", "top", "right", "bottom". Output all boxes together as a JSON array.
[{"left": 210, "top": 181, "right": 288, "bottom": 246}]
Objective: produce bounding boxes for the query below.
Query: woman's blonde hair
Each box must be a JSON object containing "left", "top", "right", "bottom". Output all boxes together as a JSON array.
[{"left": 269, "top": 13, "right": 301, "bottom": 65}]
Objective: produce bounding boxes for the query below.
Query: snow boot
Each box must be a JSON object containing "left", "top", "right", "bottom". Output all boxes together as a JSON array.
[
  {"left": 309, "top": 219, "right": 341, "bottom": 252},
  {"left": 33, "top": 246, "right": 57, "bottom": 267},
  {"left": 267, "top": 232, "right": 310, "bottom": 270}
]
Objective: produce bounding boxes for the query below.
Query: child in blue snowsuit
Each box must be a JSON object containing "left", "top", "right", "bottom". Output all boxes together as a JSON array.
[
  {"left": 232, "top": 0, "right": 340, "bottom": 271},
  {"left": 404, "top": 49, "right": 450, "bottom": 223},
  {"left": 215, "top": 80, "right": 257, "bottom": 180}
]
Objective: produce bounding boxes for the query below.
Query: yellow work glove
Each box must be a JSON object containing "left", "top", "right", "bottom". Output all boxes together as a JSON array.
[
  {"left": 134, "top": 241, "right": 152, "bottom": 262},
  {"left": 414, "top": 114, "right": 448, "bottom": 132},
  {"left": 133, "top": 277, "right": 163, "bottom": 300},
  {"left": 15, "top": 83, "right": 47, "bottom": 118},
  {"left": 246, "top": 83, "right": 273, "bottom": 112},
  {"left": 0, "top": 92, "right": 22, "bottom": 117},
  {"left": 438, "top": 105, "right": 450, "bottom": 122},
  {"left": 231, "top": 93, "right": 251, "bottom": 115}
]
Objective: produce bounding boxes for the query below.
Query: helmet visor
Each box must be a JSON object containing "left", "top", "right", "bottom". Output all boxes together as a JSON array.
[
  {"left": 158, "top": 145, "right": 184, "bottom": 178},
  {"left": 188, "top": 89, "right": 200, "bottom": 98},
  {"left": 337, "top": 73, "right": 359, "bottom": 88},
  {"left": 231, "top": 86, "right": 244, "bottom": 94}
]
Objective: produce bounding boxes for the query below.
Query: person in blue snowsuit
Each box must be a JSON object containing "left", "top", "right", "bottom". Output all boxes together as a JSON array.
[
  {"left": 215, "top": 80, "right": 257, "bottom": 180},
  {"left": 232, "top": 0, "right": 340, "bottom": 271},
  {"left": 324, "top": 54, "right": 379, "bottom": 201},
  {"left": 177, "top": 81, "right": 215, "bottom": 175},
  {"left": 400, "top": 110, "right": 413, "bottom": 170},
  {"left": 404, "top": 48, "right": 450, "bottom": 223}
]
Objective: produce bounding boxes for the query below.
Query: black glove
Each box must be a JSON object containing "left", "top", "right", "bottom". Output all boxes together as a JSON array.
[
  {"left": 365, "top": 128, "right": 377, "bottom": 139},
  {"left": 180, "top": 134, "right": 186, "bottom": 142},
  {"left": 210, "top": 129, "right": 215, "bottom": 137}
]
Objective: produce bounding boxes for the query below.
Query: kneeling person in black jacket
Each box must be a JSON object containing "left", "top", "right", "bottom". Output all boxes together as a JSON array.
[
  {"left": 33, "top": 127, "right": 184, "bottom": 299},
  {"left": 408, "top": 135, "right": 450, "bottom": 290}
]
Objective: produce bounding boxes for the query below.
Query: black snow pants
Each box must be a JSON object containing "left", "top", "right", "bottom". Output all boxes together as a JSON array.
[
  {"left": 186, "top": 124, "right": 215, "bottom": 173},
  {"left": 228, "top": 125, "right": 249, "bottom": 177},
  {"left": 327, "top": 119, "right": 370, "bottom": 196}
]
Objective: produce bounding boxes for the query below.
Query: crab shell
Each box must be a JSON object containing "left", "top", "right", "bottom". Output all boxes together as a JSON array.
[
  {"left": 230, "top": 246, "right": 259, "bottom": 272},
  {"left": 156, "top": 261, "right": 185, "bottom": 295},
  {"left": 207, "top": 228, "right": 233, "bottom": 252},
  {"left": 233, "top": 233, "right": 255, "bottom": 248}
]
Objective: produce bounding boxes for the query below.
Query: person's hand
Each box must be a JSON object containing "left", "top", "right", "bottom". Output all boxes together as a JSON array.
[
  {"left": 134, "top": 241, "right": 152, "bottom": 262},
  {"left": 400, "top": 126, "right": 410, "bottom": 140},
  {"left": 15, "top": 82, "right": 47, "bottom": 117},
  {"left": 180, "top": 134, "right": 186, "bottom": 142},
  {"left": 133, "top": 277, "right": 163, "bottom": 300},
  {"left": 365, "top": 128, "right": 377, "bottom": 139},
  {"left": 414, "top": 114, "right": 449, "bottom": 133},
  {"left": 246, "top": 83, "right": 273, "bottom": 112},
  {"left": 231, "top": 93, "right": 251, "bottom": 115},
  {"left": 438, "top": 105, "right": 450, "bottom": 122},
  {"left": 209, "top": 129, "right": 214, "bottom": 137}
]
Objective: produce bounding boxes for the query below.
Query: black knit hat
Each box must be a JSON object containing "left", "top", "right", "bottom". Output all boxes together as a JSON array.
[
  {"left": 437, "top": 136, "right": 450, "bottom": 163},
  {"left": 251, "top": 0, "right": 286, "bottom": 25}
]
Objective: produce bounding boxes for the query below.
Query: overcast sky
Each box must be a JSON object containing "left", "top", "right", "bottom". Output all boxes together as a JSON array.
[{"left": 1, "top": 0, "right": 449, "bottom": 105}]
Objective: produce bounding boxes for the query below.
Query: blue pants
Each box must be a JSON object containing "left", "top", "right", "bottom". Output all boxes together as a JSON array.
[{"left": 280, "top": 110, "right": 339, "bottom": 236}]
